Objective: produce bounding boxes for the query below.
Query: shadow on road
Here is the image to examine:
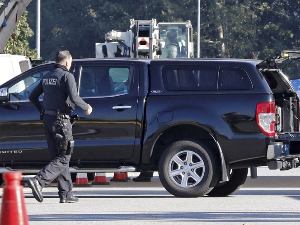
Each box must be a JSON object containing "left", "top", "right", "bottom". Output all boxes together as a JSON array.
[{"left": 29, "top": 211, "right": 300, "bottom": 223}]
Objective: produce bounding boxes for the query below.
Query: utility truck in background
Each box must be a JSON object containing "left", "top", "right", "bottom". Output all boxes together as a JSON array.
[
  {"left": 96, "top": 19, "right": 194, "bottom": 59},
  {"left": 0, "top": 54, "right": 31, "bottom": 85}
]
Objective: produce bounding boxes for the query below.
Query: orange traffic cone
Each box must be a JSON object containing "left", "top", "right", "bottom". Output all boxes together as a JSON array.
[
  {"left": 73, "top": 173, "right": 91, "bottom": 187},
  {"left": 91, "top": 173, "right": 110, "bottom": 185},
  {"left": 0, "top": 172, "right": 29, "bottom": 225},
  {"left": 110, "top": 172, "right": 128, "bottom": 182}
]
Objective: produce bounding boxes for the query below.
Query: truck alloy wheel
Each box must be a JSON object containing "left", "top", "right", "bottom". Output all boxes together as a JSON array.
[
  {"left": 168, "top": 150, "right": 205, "bottom": 188},
  {"left": 158, "top": 140, "right": 219, "bottom": 197}
]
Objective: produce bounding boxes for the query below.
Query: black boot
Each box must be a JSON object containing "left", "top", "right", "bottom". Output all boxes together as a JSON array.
[
  {"left": 60, "top": 194, "right": 79, "bottom": 203},
  {"left": 28, "top": 178, "right": 43, "bottom": 203},
  {"left": 132, "top": 172, "right": 153, "bottom": 182}
]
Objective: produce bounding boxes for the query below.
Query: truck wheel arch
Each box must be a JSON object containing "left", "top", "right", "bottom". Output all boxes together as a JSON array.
[
  {"left": 158, "top": 140, "right": 220, "bottom": 197},
  {"left": 148, "top": 123, "right": 228, "bottom": 183}
]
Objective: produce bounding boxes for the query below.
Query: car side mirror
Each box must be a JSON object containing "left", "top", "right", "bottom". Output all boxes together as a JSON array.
[{"left": 0, "top": 87, "right": 9, "bottom": 102}]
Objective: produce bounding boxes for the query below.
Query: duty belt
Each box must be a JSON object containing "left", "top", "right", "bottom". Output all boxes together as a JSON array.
[{"left": 44, "top": 110, "right": 70, "bottom": 119}]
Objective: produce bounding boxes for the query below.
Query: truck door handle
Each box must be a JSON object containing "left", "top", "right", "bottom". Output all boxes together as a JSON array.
[{"left": 112, "top": 105, "right": 132, "bottom": 110}]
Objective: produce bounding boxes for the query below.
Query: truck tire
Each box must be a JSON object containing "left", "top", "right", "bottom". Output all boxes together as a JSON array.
[
  {"left": 158, "top": 140, "right": 219, "bottom": 197},
  {"left": 207, "top": 168, "right": 248, "bottom": 197}
]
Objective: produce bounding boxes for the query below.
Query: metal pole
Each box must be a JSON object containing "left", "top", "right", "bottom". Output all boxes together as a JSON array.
[
  {"left": 197, "top": 0, "right": 200, "bottom": 58},
  {"left": 36, "top": 0, "right": 40, "bottom": 59}
]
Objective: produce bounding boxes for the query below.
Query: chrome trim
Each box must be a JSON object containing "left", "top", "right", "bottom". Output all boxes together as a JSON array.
[
  {"left": 9, "top": 99, "right": 30, "bottom": 103},
  {"left": 112, "top": 105, "right": 132, "bottom": 110}
]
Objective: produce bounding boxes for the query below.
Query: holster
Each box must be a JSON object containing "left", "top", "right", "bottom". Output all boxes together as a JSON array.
[{"left": 55, "top": 135, "right": 74, "bottom": 155}]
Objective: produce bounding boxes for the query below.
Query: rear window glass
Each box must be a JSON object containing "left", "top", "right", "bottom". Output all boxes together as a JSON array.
[
  {"left": 163, "top": 66, "right": 218, "bottom": 91},
  {"left": 19, "top": 60, "right": 30, "bottom": 73},
  {"left": 162, "top": 66, "right": 252, "bottom": 91},
  {"left": 219, "top": 67, "right": 252, "bottom": 90}
]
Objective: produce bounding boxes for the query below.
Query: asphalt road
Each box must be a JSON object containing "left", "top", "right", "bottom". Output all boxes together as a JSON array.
[{"left": 1, "top": 167, "right": 300, "bottom": 225}]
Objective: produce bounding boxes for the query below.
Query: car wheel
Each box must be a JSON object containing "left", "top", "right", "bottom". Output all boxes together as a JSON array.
[
  {"left": 158, "top": 140, "right": 219, "bottom": 197},
  {"left": 207, "top": 168, "right": 248, "bottom": 197}
]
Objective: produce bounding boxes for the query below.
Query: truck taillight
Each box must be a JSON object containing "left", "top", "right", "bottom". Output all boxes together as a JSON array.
[
  {"left": 256, "top": 102, "right": 276, "bottom": 137},
  {"left": 298, "top": 101, "right": 300, "bottom": 132}
]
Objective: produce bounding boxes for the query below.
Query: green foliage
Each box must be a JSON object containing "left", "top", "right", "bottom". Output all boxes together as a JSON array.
[
  {"left": 24, "top": 0, "right": 300, "bottom": 61},
  {"left": 4, "top": 11, "right": 37, "bottom": 59},
  {"left": 201, "top": 0, "right": 300, "bottom": 59}
]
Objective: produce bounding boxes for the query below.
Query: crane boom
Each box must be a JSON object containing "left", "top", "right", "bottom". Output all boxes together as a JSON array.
[{"left": 0, "top": 0, "right": 32, "bottom": 53}]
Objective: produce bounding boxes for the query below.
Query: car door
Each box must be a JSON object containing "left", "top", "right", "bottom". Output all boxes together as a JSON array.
[
  {"left": 70, "top": 62, "right": 140, "bottom": 162},
  {"left": 0, "top": 64, "right": 53, "bottom": 165}
]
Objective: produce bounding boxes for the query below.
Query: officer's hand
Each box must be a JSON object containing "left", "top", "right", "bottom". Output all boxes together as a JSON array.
[{"left": 84, "top": 104, "right": 92, "bottom": 115}]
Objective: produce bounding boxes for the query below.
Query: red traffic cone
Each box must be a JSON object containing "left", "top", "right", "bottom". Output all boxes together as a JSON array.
[
  {"left": 0, "top": 172, "right": 29, "bottom": 225},
  {"left": 123, "top": 172, "right": 131, "bottom": 181},
  {"left": 91, "top": 173, "right": 110, "bottom": 185},
  {"left": 110, "top": 172, "right": 128, "bottom": 182},
  {"left": 73, "top": 173, "right": 91, "bottom": 187}
]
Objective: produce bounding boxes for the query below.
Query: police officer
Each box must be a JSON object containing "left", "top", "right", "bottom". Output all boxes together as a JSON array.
[
  {"left": 28, "top": 50, "right": 93, "bottom": 203},
  {"left": 165, "top": 30, "right": 180, "bottom": 58}
]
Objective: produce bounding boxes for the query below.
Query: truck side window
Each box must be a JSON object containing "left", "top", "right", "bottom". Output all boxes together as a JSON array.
[
  {"left": 194, "top": 67, "right": 218, "bottom": 90},
  {"left": 218, "top": 67, "right": 252, "bottom": 90},
  {"left": 8, "top": 70, "right": 49, "bottom": 101},
  {"left": 79, "top": 66, "right": 132, "bottom": 97},
  {"left": 163, "top": 69, "right": 197, "bottom": 90},
  {"left": 162, "top": 66, "right": 218, "bottom": 91}
]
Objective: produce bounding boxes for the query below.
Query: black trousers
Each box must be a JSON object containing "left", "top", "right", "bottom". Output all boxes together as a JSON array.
[{"left": 36, "top": 114, "right": 73, "bottom": 198}]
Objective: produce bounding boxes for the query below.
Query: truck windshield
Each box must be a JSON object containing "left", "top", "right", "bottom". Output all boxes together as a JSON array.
[{"left": 159, "top": 24, "right": 189, "bottom": 59}]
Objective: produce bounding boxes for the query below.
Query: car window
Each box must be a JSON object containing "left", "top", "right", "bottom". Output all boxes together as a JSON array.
[
  {"left": 163, "top": 66, "right": 218, "bottom": 91},
  {"left": 8, "top": 70, "right": 50, "bottom": 101},
  {"left": 19, "top": 60, "right": 30, "bottom": 73},
  {"left": 218, "top": 67, "right": 252, "bottom": 90},
  {"left": 79, "top": 66, "right": 132, "bottom": 97},
  {"left": 163, "top": 66, "right": 252, "bottom": 91}
]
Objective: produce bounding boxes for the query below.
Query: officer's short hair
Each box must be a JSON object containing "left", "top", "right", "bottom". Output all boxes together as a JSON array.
[{"left": 56, "top": 50, "right": 72, "bottom": 64}]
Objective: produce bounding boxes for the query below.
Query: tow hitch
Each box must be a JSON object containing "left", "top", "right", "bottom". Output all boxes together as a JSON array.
[{"left": 268, "top": 158, "right": 300, "bottom": 170}]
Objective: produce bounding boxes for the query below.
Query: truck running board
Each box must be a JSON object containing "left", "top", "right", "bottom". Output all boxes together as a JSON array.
[{"left": 0, "top": 166, "right": 136, "bottom": 174}]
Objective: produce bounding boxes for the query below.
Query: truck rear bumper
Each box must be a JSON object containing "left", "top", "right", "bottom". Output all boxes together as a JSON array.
[
  {"left": 267, "top": 138, "right": 300, "bottom": 170},
  {"left": 267, "top": 141, "right": 300, "bottom": 160}
]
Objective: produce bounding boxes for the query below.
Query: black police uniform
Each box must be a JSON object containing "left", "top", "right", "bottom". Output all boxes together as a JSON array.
[{"left": 29, "top": 64, "right": 89, "bottom": 199}]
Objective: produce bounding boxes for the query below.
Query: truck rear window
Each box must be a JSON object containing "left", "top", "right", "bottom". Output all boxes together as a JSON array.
[
  {"left": 162, "top": 66, "right": 252, "bottom": 91},
  {"left": 219, "top": 67, "right": 253, "bottom": 90}
]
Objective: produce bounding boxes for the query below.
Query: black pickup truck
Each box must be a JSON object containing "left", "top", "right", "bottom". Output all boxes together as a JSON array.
[{"left": 0, "top": 55, "right": 300, "bottom": 197}]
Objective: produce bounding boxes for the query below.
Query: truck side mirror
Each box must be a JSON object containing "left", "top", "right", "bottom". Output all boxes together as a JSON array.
[{"left": 0, "top": 87, "right": 9, "bottom": 102}]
